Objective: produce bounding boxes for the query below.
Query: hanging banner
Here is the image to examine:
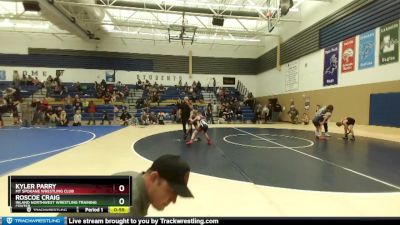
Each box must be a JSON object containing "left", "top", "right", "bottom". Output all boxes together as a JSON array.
[
  {"left": 285, "top": 60, "right": 299, "bottom": 92},
  {"left": 358, "top": 29, "right": 376, "bottom": 70},
  {"left": 379, "top": 20, "right": 399, "bottom": 65},
  {"left": 341, "top": 37, "right": 356, "bottom": 73},
  {"left": 323, "top": 44, "right": 339, "bottom": 86}
]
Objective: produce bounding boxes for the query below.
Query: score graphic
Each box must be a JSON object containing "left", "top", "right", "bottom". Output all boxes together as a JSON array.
[{"left": 9, "top": 176, "right": 131, "bottom": 213}]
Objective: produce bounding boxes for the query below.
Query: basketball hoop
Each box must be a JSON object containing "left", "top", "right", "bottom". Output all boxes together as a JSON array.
[{"left": 168, "top": 12, "right": 197, "bottom": 47}]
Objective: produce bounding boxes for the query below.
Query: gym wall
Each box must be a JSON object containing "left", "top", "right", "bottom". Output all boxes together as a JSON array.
[{"left": 256, "top": 80, "right": 400, "bottom": 125}]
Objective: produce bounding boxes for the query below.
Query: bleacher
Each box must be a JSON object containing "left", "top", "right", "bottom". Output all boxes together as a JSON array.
[
  {"left": 49, "top": 104, "right": 122, "bottom": 121},
  {"left": 0, "top": 81, "right": 12, "bottom": 97},
  {"left": 135, "top": 85, "right": 255, "bottom": 122},
  {"left": 0, "top": 81, "right": 40, "bottom": 98},
  {"left": 47, "top": 82, "right": 97, "bottom": 98},
  {"left": 135, "top": 105, "right": 177, "bottom": 118},
  {"left": 241, "top": 106, "right": 255, "bottom": 121},
  {"left": 1, "top": 79, "right": 255, "bottom": 124},
  {"left": 142, "top": 86, "right": 203, "bottom": 102},
  {"left": 219, "top": 87, "right": 241, "bottom": 100},
  {"left": 20, "top": 85, "right": 40, "bottom": 98}
]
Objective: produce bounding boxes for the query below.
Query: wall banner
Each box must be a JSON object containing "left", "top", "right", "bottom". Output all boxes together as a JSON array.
[
  {"left": 323, "top": 44, "right": 339, "bottom": 86},
  {"left": 379, "top": 20, "right": 399, "bottom": 65},
  {"left": 358, "top": 29, "right": 376, "bottom": 70},
  {"left": 341, "top": 37, "right": 356, "bottom": 73}
]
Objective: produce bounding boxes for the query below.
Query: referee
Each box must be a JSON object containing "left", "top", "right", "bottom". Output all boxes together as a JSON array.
[{"left": 179, "top": 96, "right": 192, "bottom": 140}]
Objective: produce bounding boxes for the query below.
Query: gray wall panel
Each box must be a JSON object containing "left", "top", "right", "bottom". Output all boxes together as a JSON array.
[
  {"left": 320, "top": 0, "right": 400, "bottom": 48},
  {"left": 28, "top": 48, "right": 257, "bottom": 75},
  {"left": 257, "top": 0, "right": 372, "bottom": 73}
]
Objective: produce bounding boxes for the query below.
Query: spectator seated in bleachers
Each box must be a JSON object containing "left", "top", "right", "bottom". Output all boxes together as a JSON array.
[
  {"left": 31, "top": 99, "right": 45, "bottom": 126},
  {"left": 136, "top": 78, "right": 142, "bottom": 89},
  {"left": 158, "top": 112, "right": 165, "bottom": 125},
  {"left": 140, "top": 111, "right": 150, "bottom": 125},
  {"left": 57, "top": 110, "right": 69, "bottom": 127},
  {"left": 136, "top": 98, "right": 145, "bottom": 109},
  {"left": 103, "top": 92, "right": 112, "bottom": 105},
  {"left": 48, "top": 110, "right": 58, "bottom": 128},
  {"left": 74, "top": 81, "right": 83, "bottom": 94},
  {"left": 32, "top": 77, "right": 43, "bottom": 88},
  {"left": 149, "top": 112, "right": 158, "bottom": 125},
  {"left": 44, "top": 105, "right": 53, "bottom": 124},
  {"left": 122, "top": 85, "right": 130, "bottom": 98},
  {"left": 115, "top": 81, "right": 123, "bottom": 87},
  {"left": 73, "top": 110, "right": 82, "bottom": 126},
  {"left": 120, "top": 109, "right": 132, "bottom": 126},
  {"left": 72, "top": 95, "right": 83, "bottom": 112}
]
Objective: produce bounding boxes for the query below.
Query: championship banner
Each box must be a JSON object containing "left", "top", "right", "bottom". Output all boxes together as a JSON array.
[
  {"left": 379, "top": 20, "right": 399, "bottom": 65},
  {"left": 358, "top": 29, "right": 376, "bottom": 70},
  {"left": 323, "top": 44, "right": 339, "bottom": 86},
  {"left": 285, "top": 60, "right": 299, "bottom": 92},
  {"left": 341, "top": 37, "right": 356, "bottom": 73}
]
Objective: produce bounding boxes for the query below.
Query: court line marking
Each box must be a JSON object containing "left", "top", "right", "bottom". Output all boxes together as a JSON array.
[
  {"left": 130, "top": 128, "right": 400, "bottom": 193},
  {"left": 0, "top": 128, "right": 96, "bottom": 164},
  {"left": 130, "top": 138, "right": 263, "bottom": 186},
  {"left": 223, "top": 133, "right": 314, "bottom": 149},
  {"left": 251, "top": 138, "right": 276, "bottom": 141},
  {"left": 233, "top": 127, "right": 400, "bottom": 191}
]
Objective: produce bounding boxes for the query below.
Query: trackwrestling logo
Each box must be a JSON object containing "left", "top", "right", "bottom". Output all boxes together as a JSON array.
[{"left": 1, "top": 217, "right": 64, "bottom": 225}]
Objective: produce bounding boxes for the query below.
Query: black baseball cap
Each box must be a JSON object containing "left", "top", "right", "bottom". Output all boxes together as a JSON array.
[{"left": 150, "top": 155, "right": 194, "bottom": 198}]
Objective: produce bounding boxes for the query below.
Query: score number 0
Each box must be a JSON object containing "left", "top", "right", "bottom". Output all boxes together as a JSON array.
[{"left": 118, "top": 184, "right": 125, "bottom": 205}]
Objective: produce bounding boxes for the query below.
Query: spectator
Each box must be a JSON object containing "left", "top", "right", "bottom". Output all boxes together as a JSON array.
[
  {"left": 272, "top": 101, "right": 282, "bottom": 122},
  {"left": 57, "top": 110, "right": 69, "bottom": 126},
  {"left": 262, "top": 104, "right": 269, "bottom": 124},
  {"left": 158, "top": 112, "right": 165, "bottom": 125},
  {"left": 100, "top": 110, "right": 111, "bottom": 125},
  {"left": 141, "top": 111, "right": 150, "bottom": 125},
  {"left": 20, "top": 100, "right": 33, "bottom": 127},
  {"left": 213, "top": 78, "right": 216, "bottom": 93},
  {"left": 87, "top": 101, "right": 96, "bottom": 125},
  {"left": 113, "top": 105, "right": 119, "bottom": 122},
  {"left": 236, "top": 105, "right": 243, "bottom": 121},
  {"left": 73, "top": 110, "right": 82, "bottom": 126},
  {"left": 255, "top": 103, "right": 262, "bottom": 124},
  {"left": 288, "top": 105, "right": 299, "bottom": 124},
  {"left": 206, "top": 103, "right": 214, "bottom": 124},
  {"left": 0, "top": 97, "right": 6, "bottom": 128},
  {"left": 120, "top": 109, "right": 132, "bottom": 126},
  {"left": 302, "top": 113, "right": 309, "bottom": 125}
]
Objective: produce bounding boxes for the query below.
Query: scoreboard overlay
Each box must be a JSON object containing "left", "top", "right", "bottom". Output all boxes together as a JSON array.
[{"left": 8, "top": 176, "right": 131, "bottom": 213}]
